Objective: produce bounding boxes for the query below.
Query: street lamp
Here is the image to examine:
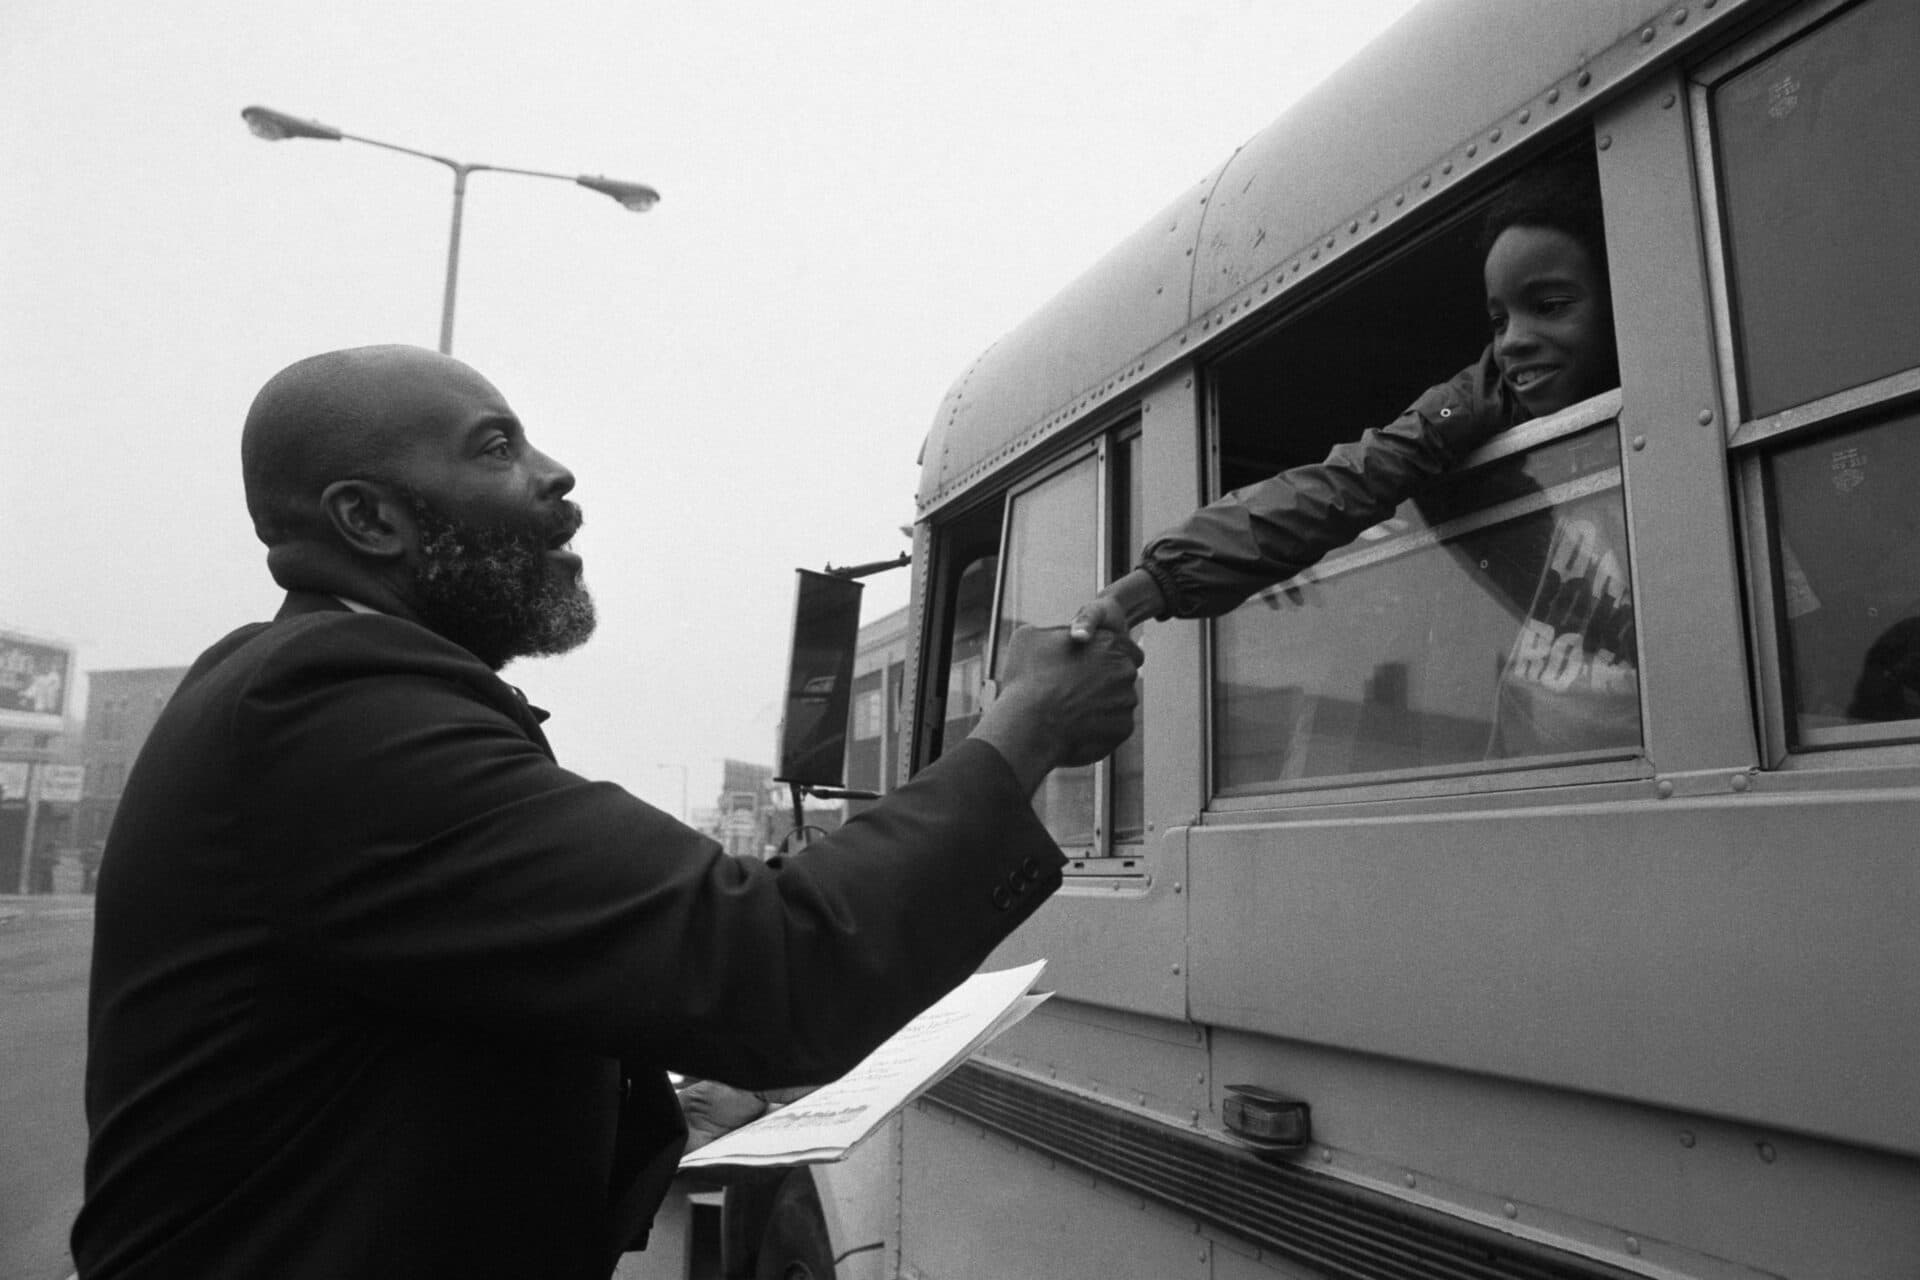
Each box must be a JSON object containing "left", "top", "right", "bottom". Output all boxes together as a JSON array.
[{"left": 241, "top": 105, "right": 660, "bottom": 354}]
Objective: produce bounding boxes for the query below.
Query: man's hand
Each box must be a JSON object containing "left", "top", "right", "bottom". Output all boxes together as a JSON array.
[{"left": 971, "top": 625, "right": 1142, "bottom": 793}]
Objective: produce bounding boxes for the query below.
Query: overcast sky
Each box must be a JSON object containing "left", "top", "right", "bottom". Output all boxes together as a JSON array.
[{"left": 2, "top": 0, "right": 1419, "bottom": 819}]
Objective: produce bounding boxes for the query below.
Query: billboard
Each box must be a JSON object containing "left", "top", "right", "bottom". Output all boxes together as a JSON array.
[{"left": 0, "top": 632, "right": 73, "bottom": 734}]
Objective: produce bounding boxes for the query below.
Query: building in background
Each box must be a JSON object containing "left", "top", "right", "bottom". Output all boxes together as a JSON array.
[
  {"left": 78, "top": 667, "right": 190, "bottom": 881},
  {"left": 843, "top": 606, "right": 909, "bottom": 820},
  {"left": 0, "top": 628, "right": 81, "bottom": 893}
]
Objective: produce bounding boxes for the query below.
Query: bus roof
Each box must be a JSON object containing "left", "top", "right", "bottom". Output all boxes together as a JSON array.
[{"left": 918, "top": 0, "right": 1746, "bottom": 514}]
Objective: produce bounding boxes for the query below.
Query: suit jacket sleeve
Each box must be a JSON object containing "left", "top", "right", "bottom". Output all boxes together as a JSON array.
[
  {"left": 1140, "top": 346, "right": 1516, "bottom": 619},
  {"left": 237, "top": 613, "right": 1062, "bottom": 1088}
]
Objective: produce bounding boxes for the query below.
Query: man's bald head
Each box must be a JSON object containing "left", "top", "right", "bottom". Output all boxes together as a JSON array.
[{"left": 240, "top": 344, "right": 493, "bottom": 548}]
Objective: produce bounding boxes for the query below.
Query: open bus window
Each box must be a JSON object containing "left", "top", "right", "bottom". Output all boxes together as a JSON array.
[
  {"left": 1207, "top": 150, "right": 1641, "bottom": 793},
  {"left": 1704, "top": 0, "right": 1920, "bottom": 752},
  {"left": 1214, "top": 408, "right": 1639, "bottom": 789}
]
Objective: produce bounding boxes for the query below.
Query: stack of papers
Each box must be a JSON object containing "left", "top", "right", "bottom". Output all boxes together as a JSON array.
[{"left": 679, "top": 960, "right": 1049, "bottom": 1169}]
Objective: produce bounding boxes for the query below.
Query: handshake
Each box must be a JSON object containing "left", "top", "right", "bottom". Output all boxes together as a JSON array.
[{"left": 969, "top": 569, "right": 1167, "bottom": 796}]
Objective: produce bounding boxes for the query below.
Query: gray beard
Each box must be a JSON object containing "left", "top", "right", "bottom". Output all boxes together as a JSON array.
[{"left": 403, "top": 493, "right": 596, "bottom": 670}]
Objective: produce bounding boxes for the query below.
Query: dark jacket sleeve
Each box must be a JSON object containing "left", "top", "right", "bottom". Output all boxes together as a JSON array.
[
  {"left": 1141, "top": 346, "right": 1517, "bottom": 619},
  {"left": 238, "top": 613, "right": 1062, "bottom": 1089}
]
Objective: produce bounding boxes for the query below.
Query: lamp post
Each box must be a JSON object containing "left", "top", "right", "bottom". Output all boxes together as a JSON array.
[{"left": 241, "top": 105, "right": 660, "bottom": 354}]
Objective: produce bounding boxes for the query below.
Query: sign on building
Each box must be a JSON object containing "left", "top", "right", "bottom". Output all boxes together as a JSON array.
[
  {"left": 0, "top": 631, "right": 73, "bottom": 734},
  {"left": 37, "top": 765, "right": 85, "bottom": 804}
]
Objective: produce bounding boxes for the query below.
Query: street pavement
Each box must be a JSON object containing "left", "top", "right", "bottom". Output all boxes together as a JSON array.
[{"left": 0, "top": 896, "right": 93, "bottom": 1280}]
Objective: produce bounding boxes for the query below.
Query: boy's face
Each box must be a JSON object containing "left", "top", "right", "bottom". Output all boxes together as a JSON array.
[{"left": 1484, "top": 225, "right": 1617, "bottom": 418}]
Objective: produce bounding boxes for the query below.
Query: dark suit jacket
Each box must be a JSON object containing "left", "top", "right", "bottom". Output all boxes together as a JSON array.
[{"left": 76, "top": 593, "right": 1062, "bottom": 1279}]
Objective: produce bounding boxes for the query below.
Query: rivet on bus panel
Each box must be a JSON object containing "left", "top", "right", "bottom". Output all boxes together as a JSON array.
[
  {"left": 1758, "top": 1141, "right": 1777, "bottom": 1163},
  {"left": 1578, "top": 70, "right": 1592, "bottom": 88},
  {"left": 1657, "top": 779, "right": 1675, "bottom": 799},
  {"left": 1599, "top": 134, "right": 1613, "bottom": 151},
  {"left": 1730, "top": 773, "right": 1750, "bottom": 793},
  {"left": 1626, "top": 1237, "right": 1643, "bottom": 1256},
  {"left": 1632, "top": 434, "right": 1646, "bottom": 450},
  {"left": 1404, "top": 1173, "right": 1417, "bottom": 1188},
  {"left": 1698, "top": 408, "right": 1714, "bottom": 425},
  {"left": 1503, "top": 1203, "right": 1518, "bottom": 1219},
  {"left": 1547, "top": 89, "right": 1560, "bottom": 105},
  {"left": 1490, "top": 128, "right": 1502, "bottom": 143},
  {"left": 1663, "top": 93, "right": 1676, "bottom": 109},
  {"left": 1466, "top": 144, "right": 1477, "bottom": 158},
  {"left": 1170, "top": 964, "right": 1182, "bottom": 975},
  {"left": 1642, "top": 27, "right": 1656, "bottom": 43},
  {"left": 1519, "top": 109, "right": 1532, "bottom": 124},
  {"left": 1675, "top": 7, "right": 1689, "bottom": 24}
]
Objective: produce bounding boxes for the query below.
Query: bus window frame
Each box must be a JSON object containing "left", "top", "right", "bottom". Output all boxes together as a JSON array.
[
  {"left": 1196, "top": 146, "right": 1657, "bottom": 810},
  {"left": 984, "top": 417, "right": 1148, "bottom": 871},
  {"left": 1691, "top": 0, "right": 1920, "bottom": 762}
]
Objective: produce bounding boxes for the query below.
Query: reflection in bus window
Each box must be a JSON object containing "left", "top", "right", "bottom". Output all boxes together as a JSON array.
[
  {"left": 1772, "top": 411, "right": 1920, "bottom": 740},
  {"left": 1712, "top": 0, "right": 1920, "bottom": 419},
  {"left": 940, "top": 555, "right": 998, "bottom": 753},
  {"left": 1214, "top": 421, "right": 1640, "bottom": 789},
  {"left": 996, "top": 456, "right": 1099, "bottom": 846}
]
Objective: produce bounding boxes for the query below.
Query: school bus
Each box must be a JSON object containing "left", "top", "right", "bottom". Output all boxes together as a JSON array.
[{"left": 721, "top": 1, "right": 1920, "bottom": 1277}]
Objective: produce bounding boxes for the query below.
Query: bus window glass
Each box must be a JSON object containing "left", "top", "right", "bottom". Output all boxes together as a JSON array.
[
  {"left": 1771, "top": 410, "right": 1920, "bottom": 740},
  {"left": 940, "top": 554, "right": 997, "bottom": 753},
  {"left": 996, "top": 455, "right": 1099, "bottom": 846},
  {"left": 1713, "top": 0, "right": 1920, "bottom": 418},
  {"left": 1214, "top": 423, "right": 1641, "bottom": 789},
  {"left": 1111, "top": 435, "right": 1145, "bottom": 843}
]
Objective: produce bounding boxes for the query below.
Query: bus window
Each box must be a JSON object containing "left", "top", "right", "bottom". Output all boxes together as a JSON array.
[
  {"left": 1712, "top": 0, "right": 1920, "bottom": 420},
  {"left": 941, "top": 554, "right": 997, "bottom": 753},
  {"left": 989, "top": 427, "right": 1144, "bottom": 855},
  {"left": 995, "top": 452, "right": 1100, "bottom": 846},
  {"left": 917, "top": 498, "right": 1003, "bottom": 769},
  {"left": 1705, "top": 0, "right": 1920, "bottom": 750},
  {"left": 1769, "top": 413, "right": 1920, "bottom": 740},
  {"left": 1214, "top": 412, "right": 1638, "bottom": 789},
  {"left": 1109, "top": 433, "right": 1145, "bottom": 843},
  {"left": 1208, "top": 151, "right": 1641, "bottom": 793}
]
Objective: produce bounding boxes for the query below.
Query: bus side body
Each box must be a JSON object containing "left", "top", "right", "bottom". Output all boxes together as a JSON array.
[{"left": 813, "top": 2, "right": 1920, "bottom": 1278}]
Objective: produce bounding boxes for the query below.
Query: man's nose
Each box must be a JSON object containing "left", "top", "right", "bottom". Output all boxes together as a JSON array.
[{"left": 531, "top": 446, "right": 575, "bottom": 499}]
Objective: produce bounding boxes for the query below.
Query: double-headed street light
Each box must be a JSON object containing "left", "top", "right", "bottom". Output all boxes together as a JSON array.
[{"left": 241, "top": 105, "right": 660, "bottom": 354}]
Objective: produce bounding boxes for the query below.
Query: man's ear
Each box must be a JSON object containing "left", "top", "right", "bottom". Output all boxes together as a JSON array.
[{"left": 319, "top": 479, "right": 411, "bottom": 560}]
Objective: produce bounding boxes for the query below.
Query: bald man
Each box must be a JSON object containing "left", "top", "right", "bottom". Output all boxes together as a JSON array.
[{"left": 75, "top": 346, "right": 1141, "bottom": 1280}]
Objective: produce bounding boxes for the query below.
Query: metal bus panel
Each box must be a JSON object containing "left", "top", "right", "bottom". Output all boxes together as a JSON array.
[
  {"left": 898, "top": 1102, "right": 1210, "bottom": 1280},
  {"left": 1594, "top": 75, "right": 1756, "bottom": 774},
  {"left": 1206, "top": 1026, "right": 1920, "bottom": 1280},
  {"left": 1187, "top": 786, "right": 1920, "bottom": 1157}
]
